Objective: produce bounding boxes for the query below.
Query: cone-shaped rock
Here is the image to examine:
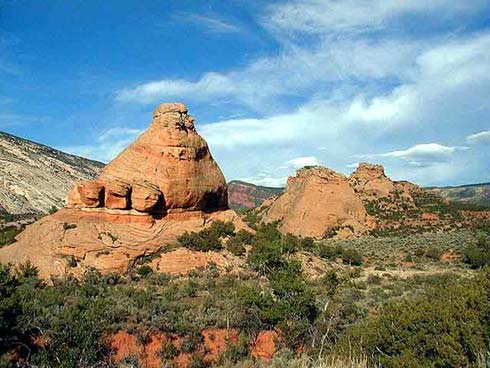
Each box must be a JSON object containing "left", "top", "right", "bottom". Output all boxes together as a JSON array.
[{"left": 67, "top": 102, "right": 228, "bottom": 213}]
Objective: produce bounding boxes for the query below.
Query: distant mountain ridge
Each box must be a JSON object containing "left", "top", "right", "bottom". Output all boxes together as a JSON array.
[
  {"left": 0, "top": 131, "right": 104, "bottom": 214},
  {"left": 426, "top": 182, "right": 490, "bottom": 207},
  {"left": 227, "top": 180, "right": 283, "bottom": 211}
]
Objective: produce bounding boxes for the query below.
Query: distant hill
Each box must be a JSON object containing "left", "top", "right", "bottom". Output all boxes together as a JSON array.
[
  {"left": 426, "top": 183, "right": 490, "bottom": 208},
  {"left": 227, "top": 180, "right": 283, "bottom": 211},
  {"left": 0, "top": 131, "right": 104, "bottom": 214}
]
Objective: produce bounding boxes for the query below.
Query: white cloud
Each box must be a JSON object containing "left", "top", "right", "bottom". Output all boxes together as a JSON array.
[
  {"left": 237, "top": 175, "right": 287, "bottom": 188},
  {"left": 265, "top": 0, "right": 483, "bottom": 36},
  {"left": 466, "top": 130, "right": 490, "bottom": 144},
  {"left": 61, "top": 127, "right": 142, "bottom": 163},
  {"left": 116, "top": 72, "right": 236, "bottom": 104},
  {"left": 357, "top": 143, "right": 469, "bottom": 167},
  {"left": 286, "top": 156, "right": 321, "bottom": 168},
  {"left": 181, "top": 14, "right": 241, "bottom": 34}
]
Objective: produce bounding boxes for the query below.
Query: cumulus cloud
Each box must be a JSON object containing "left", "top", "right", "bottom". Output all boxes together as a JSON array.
[
  {"left": 286, "top": 156, "right": 321, "bottom": 168},
  {"left": 466, "top": 130, "right": 490, "bottom": 144},
  {"left": 357, "top": 143, "right": 469, "bottom": 167}
]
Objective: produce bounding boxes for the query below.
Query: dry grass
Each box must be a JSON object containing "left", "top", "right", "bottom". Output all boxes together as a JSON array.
[{"left": 218, "top": 352, "right": 372, "bottom": 368}]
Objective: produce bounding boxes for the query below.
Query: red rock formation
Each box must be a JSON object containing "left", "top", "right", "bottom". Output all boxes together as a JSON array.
[
  {"left": 67, "top": 102, "right": 227, "bottom": 214},
  {"left": 260, "top": 166, "right": 368, "bottom": 238},
  {"left": 0, "top": 103, "right": 247, "bottom": 279}
]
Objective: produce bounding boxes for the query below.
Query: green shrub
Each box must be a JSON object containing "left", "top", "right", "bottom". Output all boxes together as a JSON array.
[
  {"left": 464, "top": 235, "right": 490, "bottom": 269},
  {"left": 226, "top": 237, "right": 246, "bottom": 256},
  {"left": 234, "top": 229, "right": 254, "bottom": 244},
  {"left": 464, "top": 246, "right": 490, "bottom": 269},
  {"left": 62, "top": 222, "right": 77, "bottom": 231},
  {"left": 318, "top": 244, "right": 341, "bottom": 260},
  {"left": 341, "top": 248, "right": 363, "bottom": 266},
  {"left": 424, "top": 246, "right": 442, "bottom": 261},
  {"left": 342, "top": 268, "right": 490, "bottom": 368},
  {"left": 178, "top": 230, "right": 222, "bottom": 252},
  {"left": 136, "top": 265, "right": 153, "bottom": 278},
  {"left": 0, "top": 226, "right": 23, "bottom": 247},
  {"left": 178, "top": 221, "right": 236, "bottom": 252},
  {"left": 318, "top": 245, "right": 363, "bottom": 265},
  {"left": 248, "top": 240, "right": 286, "bottom": 275}
]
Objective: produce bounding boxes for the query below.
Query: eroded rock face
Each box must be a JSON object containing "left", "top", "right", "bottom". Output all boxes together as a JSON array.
[
  {"left": 104, "top": 181, "right": 130, "bottom": 210},
  {"left": 66, "top": 102, "right": 228, "bottom": 214},
  {"left": 77, "top": 181, "right": 105, "bottom": 207},
  {"left": 260, "top": 166, "right": 368, "bottom": 238},
  {"left": 131, "top": 181, "right": 162, "bottom": 212}
]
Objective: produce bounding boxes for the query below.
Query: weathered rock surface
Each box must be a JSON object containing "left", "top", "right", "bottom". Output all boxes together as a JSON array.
[
  {"left": 349, "top": 163, "right": 395, "bottom": 200},
  {"left": 94, "top": 102, "right": 228, "bottom": 212},
  {"left": 0, "top": 103, "right": 246, "bottom": 279},
  {"left": 349, "top": 163, "right": 417, "bottom": 210},
  {"left": 259, "top": 166, "right": 369, "bottom": 238},
  {"left": 77, "top": 180, "right": 105, "bottom": 208},
  {"left": 130, "top": 181, "right": 162, "bottom": 212},
  {"left": 103, "top": 181, "right": 130, "bottom": 209},
  {"left": 0, "top": 131, "right": 103, "bottom": 214}
]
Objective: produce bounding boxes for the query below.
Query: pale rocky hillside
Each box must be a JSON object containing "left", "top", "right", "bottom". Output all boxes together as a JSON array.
[{"left": 0, "top": 131, "right": 104, "bottom": 214}]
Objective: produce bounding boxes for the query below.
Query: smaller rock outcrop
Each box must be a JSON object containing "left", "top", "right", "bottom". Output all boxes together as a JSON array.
[
  {"left": 260, "top": 166, "right": 369, "bottom": 238},
  {"left": 349, "top": 163, "right": 394, "bottom": 200}
]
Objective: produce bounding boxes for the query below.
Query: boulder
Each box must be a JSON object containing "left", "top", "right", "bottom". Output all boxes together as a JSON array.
[
  {"left": 131, "top": 181, "right": 162, "bottom": 212},
  {"left": 76, "top": 180, "right": 104, "bottom": 207},
  {"left": 104, "top": 181, "right": 131, "bottom": 210}
]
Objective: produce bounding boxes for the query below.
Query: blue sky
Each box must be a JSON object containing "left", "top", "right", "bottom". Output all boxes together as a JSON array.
[{"left": 1, "top": 0, "right": 489, "bottom": 187}]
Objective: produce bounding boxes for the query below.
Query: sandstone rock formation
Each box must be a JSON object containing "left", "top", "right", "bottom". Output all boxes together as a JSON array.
[
  {"left": 259, "top": 166, "right": 369, "bottom": 238},
  {"left": 0, "top": 131, "right": 103, "bottom": 214},
  {"left": 0, "top": 103, "right": 246, "bottom": 279}
]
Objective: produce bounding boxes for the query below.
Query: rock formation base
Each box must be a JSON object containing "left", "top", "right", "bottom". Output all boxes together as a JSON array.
[{"left": 0, "top": 208, "right": 246, "bottom": 279}]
